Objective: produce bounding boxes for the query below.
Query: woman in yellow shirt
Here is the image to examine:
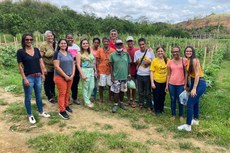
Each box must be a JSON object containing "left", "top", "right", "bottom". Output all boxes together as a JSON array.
[
  {"left": 150, "top": 46, "right": 169, "bottom": 116},
  {"left": 178, "top": 46, "right": 206, "bottom": 132}
]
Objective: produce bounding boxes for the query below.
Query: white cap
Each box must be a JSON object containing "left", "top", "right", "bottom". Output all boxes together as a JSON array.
[
  {"left": 126, "top": 36, "right": 134, "bottom": 42},
  {"left": 115, "top": 39, "right": 123, "bottom": 44}
]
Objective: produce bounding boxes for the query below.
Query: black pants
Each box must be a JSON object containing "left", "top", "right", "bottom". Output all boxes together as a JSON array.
[
  {"left": 137, "top": 75, "right": 152, "bottom": 108},
  {"left": 71, "top": 67, "right": 80, "bottom": 100},
  {"left": 44, "top": 72, "right": 55, "bottom": 100},
  {"left": 152, "top": 81, "right": 166, "bottom": 113}
]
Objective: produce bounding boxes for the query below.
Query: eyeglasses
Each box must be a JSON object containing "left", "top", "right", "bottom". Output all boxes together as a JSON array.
[
  {"left": 25, "top": 39, "right": 33, "bottom": 42},
  {"left": 186, "top": 50, "right": 192, "bottom": 52}
]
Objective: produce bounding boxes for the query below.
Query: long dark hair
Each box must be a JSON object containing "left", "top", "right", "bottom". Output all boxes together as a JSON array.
[
  {"left": 184, "top": 46, "right": 196, "bottom": 74},
  {"left": 56, "top": 39, "right": 68, "bottom": 52},
  {"left": 156, "top": 46, "right": 168, "bottom": 64},
  {"left": 80, "top": 38, "right": 90, "bottom": 54},
  {"left": 21, "top": 33, "right": 33, "bottom": 51}
]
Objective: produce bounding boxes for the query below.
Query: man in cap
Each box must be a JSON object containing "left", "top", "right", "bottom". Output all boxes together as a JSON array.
[
  {"left": 126, "top": 36, "right": 139, "bottom": 108},
  {"left": 109, "top": 39, "right": 131, "bottom": 113}
]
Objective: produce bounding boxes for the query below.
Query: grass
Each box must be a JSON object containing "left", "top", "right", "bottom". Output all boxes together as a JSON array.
[
  {"left": 179, "top": 142, "right": 194, "bottom": 149},
  {"left": 28, "top": 130, "right": 148, "bottom": 153}
]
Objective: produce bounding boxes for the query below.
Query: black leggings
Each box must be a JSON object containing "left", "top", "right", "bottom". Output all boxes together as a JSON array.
[
  {"left": 44, "top": 72, "right": 55, "bottom": 100},
  {"left": 71, "top": 67, "right": 80, "bottom": 100}
]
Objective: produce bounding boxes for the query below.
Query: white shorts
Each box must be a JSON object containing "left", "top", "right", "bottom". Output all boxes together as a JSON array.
[
  {"left": 98, "top": 74, "right": 112, "bottom": 87},
  {"left": 110, "top": 80, "right": 127, "bottom": 93}
]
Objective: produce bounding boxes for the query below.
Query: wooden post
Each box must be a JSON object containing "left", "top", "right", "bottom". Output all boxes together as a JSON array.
[
  {"left": 3, "top": 34, "right": 7, "bottom": 44},
  {"left": 210, "top": 46, "right": 215, "bottom": 63},
  {"left": 14, "top": 37, "right": 17, "bottom": 48},
  {"left": 36, "top": 37, "right": 38, "bottom": 48},
  {"left": 202, "top": 47, "right": 207, "bottom": 69}
]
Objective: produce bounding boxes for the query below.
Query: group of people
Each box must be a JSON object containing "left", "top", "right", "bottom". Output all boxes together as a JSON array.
[{"left": 16, "top": 29, "right": 206, "bottom": 132}]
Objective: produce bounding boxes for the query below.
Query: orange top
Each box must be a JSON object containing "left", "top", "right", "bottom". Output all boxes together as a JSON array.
[
  {"left": 187, "top": 59, "right": 203, "bottom": 78},
  {"left": 96, "top": 47, "right": 115, "bottom": 74}
]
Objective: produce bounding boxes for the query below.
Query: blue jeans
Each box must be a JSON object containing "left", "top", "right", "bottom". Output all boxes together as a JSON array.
[
  {"left": 23, "top": 75, "right": 43, "bottom": 116},
  {"left": 168, "top": 84, "right": 184, "bottom": 117},
  {"left": 186, "top": 78, "right": 206, "bottom": 125}
]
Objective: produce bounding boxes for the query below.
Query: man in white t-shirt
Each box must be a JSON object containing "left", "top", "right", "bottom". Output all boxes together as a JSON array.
[{"left": 134, "top": 38, "right": 155, "bottom": 112}]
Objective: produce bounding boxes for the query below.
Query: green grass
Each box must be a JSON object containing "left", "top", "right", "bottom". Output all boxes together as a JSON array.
[
  {"left": 102, "top": 124, "right": 113, "bottom": 130},
  {"left": 28, "top": 130, "right": 148, "bottom": 153},
  {"left": 179, "top": 142, "right": 194, "bottom": 149}
]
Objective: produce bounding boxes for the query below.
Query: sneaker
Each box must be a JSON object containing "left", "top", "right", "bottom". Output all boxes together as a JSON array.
[
  {"left": 66, "top": 106, "right": 73, "bottom": 113},
  {"left": 59, "top": 111, "right": 69, "bottom": 120},
  {"left": 191, "top": 119, "right": 199, "bottom": 125},
  {"left": 178, "top": 124, "right": 191, "bottom": 132},
  {"left": 48, "top": 98, "right": 55, "bottom": 104},
  {"left": 86, "top": 103, "right": 94, "bottom": 108},
  {"left": 119, "top": 102, "right": 127, "bottom": 110},
  {"left": 28, "top": 115, "right": 36, "bottom": 124},
  {"left": 39, "top": 112, "right": 50, "bottom": 118},
  {"left": 171, "top": 116, "right": 176, "bottom": 121},
  {"left": 112, "top": 104, "right": 118, "bottom": 113},
  {"left": 73, "top": 99, "right": 81, "bottom": 105}
]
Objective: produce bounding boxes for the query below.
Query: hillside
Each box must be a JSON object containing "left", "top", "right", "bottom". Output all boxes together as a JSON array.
[{"left": 176, "top": 14, "right": 230, "bottom": 33}]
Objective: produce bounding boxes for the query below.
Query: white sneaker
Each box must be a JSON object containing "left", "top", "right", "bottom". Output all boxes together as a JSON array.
[
  {"left": 191, "top": 119, "right": 199, "bottom": 125},
  {"left": 39, "top": 112, "right": 50, "bottom": 118},
  {"left": 28, "top": 115, "right": 36, "bottom": 124},
  {"left": 178, "top": 124, "right": 191, "bottom": 132}
]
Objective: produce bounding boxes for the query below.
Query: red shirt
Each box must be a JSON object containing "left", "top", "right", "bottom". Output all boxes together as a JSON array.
[
  {"left": 109, "top": 40, "right": 125, "bottom": 50},
  {"left": 127, "top": 47, "right": 139, "bottom": 76}
]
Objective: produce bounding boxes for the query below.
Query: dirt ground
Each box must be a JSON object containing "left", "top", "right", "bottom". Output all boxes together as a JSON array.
[{"left": 0, "top": 88, "right": 227, "bottom": 153}]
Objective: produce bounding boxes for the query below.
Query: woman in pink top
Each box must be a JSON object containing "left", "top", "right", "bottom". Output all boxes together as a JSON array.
[
  {"left": 90, "top": 37, "right": 101, "bottom": 100},
  {"left": 166, "top": 46, "right": 188, "bottom": 121}
]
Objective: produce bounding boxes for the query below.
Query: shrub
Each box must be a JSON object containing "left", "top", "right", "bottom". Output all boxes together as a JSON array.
[{"left": 0, "top": 45, "right": 17, "bottom": 67}]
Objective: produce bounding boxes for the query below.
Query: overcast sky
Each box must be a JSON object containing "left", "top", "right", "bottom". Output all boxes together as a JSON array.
[{"left": 43, "top": 0, "right": 230, "bottom": 23}]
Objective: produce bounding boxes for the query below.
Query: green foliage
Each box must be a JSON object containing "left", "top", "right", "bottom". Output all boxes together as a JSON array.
[
  {"left": 0, "top": 45, "right": 17, "bottom": 67},
  {"left": 0, "top": 0, "right": 189, "bottom": 37}
]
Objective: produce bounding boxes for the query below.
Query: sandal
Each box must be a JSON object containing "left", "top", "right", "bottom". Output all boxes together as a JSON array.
[{"left": 131, "top": 101, "right": 136, "bottom": 108}]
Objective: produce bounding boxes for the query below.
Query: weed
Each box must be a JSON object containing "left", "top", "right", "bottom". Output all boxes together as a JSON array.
[
  {"left": 103, "top": 124, "right": 113, "bottom": 130},
  {"left": 0, "top": 98, "right": 8, "bottom": 105},
  {"left": 179, "top": 142, "right": 193, "bottom": 149}
]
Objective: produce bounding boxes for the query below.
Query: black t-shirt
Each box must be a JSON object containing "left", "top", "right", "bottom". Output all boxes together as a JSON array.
[{"left": 17, "top": 47, "right": 42, "bottom": 76}]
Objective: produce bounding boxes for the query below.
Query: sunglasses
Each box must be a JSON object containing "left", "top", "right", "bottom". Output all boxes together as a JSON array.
[
  {"left": 25, "top": 39, "right": 33, "bottom": 42},
  {"left": 116, "top": 43, "right": 123, "bottom": 46}
]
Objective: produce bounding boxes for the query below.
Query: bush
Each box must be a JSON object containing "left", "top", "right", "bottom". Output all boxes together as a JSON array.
[{"left": 0, "top": 45, "right": 17, "bottom": 67}]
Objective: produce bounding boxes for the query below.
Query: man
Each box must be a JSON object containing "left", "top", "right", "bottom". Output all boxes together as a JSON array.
[
  {"left": 96, "top": 37, "right": 115, "bottom": 103},
  {"left": 110, "top": 39, "right": 131, "bottom": 113},
  {"left": 109, "top": 29, "right": 125, "bottom": 50},
  {"left": 126, "top": 36, "right": 139, "bottom": 107},
  {"left": 134, "top": 38, "right": 155, "bottom": 112}
]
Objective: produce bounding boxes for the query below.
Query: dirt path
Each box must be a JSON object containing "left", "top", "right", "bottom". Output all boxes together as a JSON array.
[{"left": 0, "top": 88, "right": 227, "bottom": 153}]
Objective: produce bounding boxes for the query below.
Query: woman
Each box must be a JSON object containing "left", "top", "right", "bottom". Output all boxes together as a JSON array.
[
  {"left": 39, "top": 30, "right": 56, "bottom": 103},
  {"left": 166, "top": 46, "right": 187, "bottom": 121},
  {"left": 17, "top": 34, "right": 50, "bottom": 124},
  {"left": 150, "top": 47, "right": 169, "bottom": 116},
  {"left": 76, "top": 38, "right": 95, "bottom": 108},
  {"left": 53, "top": 39, "right": 75, "bottom": 119},
  {"left": 66, "top": 33, "right": 81, "bottom": 105},
  {"left": 90, "top": 37, "right": 101, "bottom": 100},
  {"left": 178, "top": 46, "right": 206, "bottom": 131}
]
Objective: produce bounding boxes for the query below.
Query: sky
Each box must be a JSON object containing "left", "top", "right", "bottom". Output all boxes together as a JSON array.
[{"left": 42, "top": 0, "right": 230, "bottom": 23}]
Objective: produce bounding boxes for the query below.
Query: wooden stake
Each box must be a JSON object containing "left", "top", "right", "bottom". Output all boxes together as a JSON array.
[
  {"left": 3, "top": 34, "right": 7, "bottom": 44},
  {"left": 36, "top": 37, "right": 38, "bottom": 48},
  {"left": 202, "top": 47, "right": 207, "bottom": 69}
]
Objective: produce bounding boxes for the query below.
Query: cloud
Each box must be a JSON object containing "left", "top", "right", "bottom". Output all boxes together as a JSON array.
[{"left": 40, "top": 0, "right": 230, "bottom": 23}]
